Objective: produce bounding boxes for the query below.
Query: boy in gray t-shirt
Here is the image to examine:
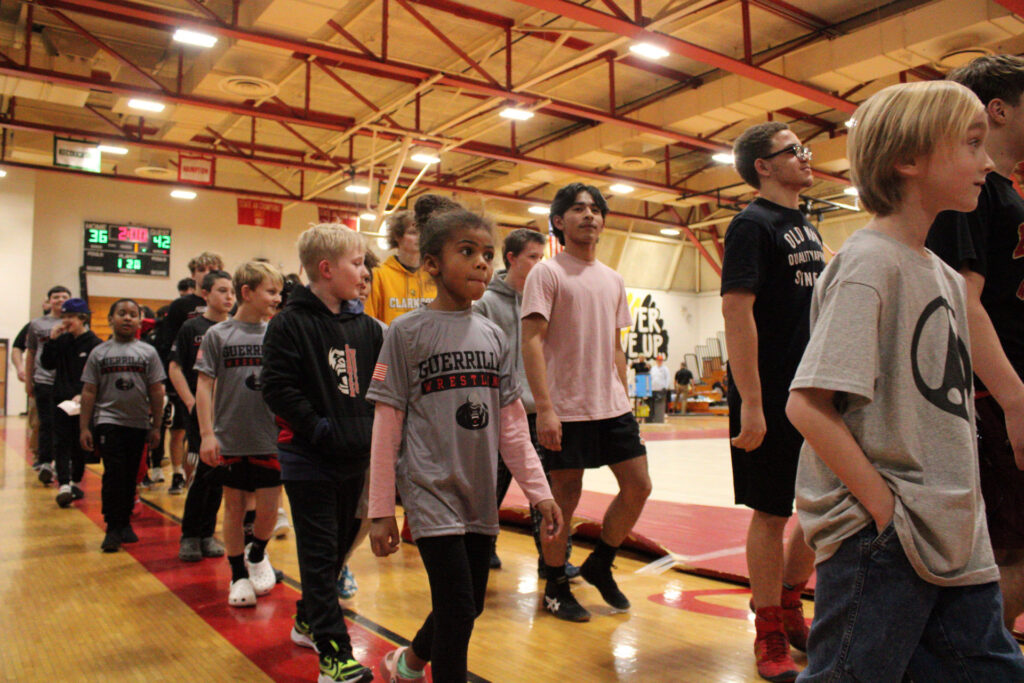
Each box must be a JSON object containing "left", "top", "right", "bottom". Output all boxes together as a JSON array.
[
  {"left": 195, "top": 262, "right": 283, "bottom": 608},
  {"left": 79, "top": 298, "right": 165, "bottom": 553},
  {"left": 786, "top": 82, "right": 1024, "bottom": 681}
]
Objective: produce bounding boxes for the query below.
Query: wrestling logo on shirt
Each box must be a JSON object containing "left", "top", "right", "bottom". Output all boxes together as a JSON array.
[
  {"left": 418, "top": 350, "right": 500, "bottom": 395},
  {"left": 244, "top": 373, "right": 262, "bottom": 391},
  {"left": 114, "top": 377, "right": 134, "bottom": 391},
  {"left": 329, "top": 346, "right": 360, "bottom": 397},
  {"left": 456, "top": 392, "right": 489, "bottom": 430}
]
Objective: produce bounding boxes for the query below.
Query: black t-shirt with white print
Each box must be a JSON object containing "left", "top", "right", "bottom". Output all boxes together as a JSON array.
[
  {"left": 927, "top": 171, "right": 1024, "bottom": 389},
  {"left": 720, "top": 197, "right": 826, "bottom": 400}
]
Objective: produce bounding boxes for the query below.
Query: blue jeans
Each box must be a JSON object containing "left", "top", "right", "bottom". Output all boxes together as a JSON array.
[{"left": 799, "top": 523, "right": 1024, "bottom": 682}]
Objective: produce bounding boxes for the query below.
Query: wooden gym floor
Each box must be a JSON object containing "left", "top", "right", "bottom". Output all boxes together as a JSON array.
[{"left": 4, "top": 414, "right": 1010, "bottom": 682}]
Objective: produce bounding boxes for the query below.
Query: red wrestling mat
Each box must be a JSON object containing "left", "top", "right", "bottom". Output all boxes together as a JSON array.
[{"left": 3, "top": 421, "right": 489, "bottom": 683}]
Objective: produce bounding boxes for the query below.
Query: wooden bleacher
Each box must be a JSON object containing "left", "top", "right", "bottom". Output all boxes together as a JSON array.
[{"left": 88, "top": 296, "right": 173, "bottom": 340}]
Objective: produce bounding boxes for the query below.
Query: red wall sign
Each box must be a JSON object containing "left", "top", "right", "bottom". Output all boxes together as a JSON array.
[
  {"left": 237, "top": 198, "right": 283, "bottom": 229},
  {"left": 178, "top": 153, "right": 215, "bottom": 185}
]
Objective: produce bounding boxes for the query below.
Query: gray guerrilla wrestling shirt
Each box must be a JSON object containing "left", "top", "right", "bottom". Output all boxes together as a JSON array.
[
  {"left": 82, "top": 339, "right": 165, "bottom": 429},
  {"left": 366, "top": 307, "right": 521, "bottom": 539},
  {"left": 194, "top": 319, "right": 277, "bottom": 457}
]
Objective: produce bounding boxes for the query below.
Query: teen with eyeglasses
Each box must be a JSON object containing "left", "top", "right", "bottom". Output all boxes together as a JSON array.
[{"left": 721, "top": 122, "right": 825, "bottom": 681}]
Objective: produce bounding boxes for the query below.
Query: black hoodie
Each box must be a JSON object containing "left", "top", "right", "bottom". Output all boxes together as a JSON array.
[
  {"left": 261, "top": 285, "right": 384, "bottom": 480},
  {"left": 38, "top": 329, "right": 102, "bottom": 402}
]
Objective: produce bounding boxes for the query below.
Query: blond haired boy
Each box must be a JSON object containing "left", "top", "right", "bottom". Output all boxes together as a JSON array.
[
  {"left": 786, "top": 81, "right": 1024, "bottom": 680},
  {"left": 261, "top": 224, "right": 383, "bottom": 683},
  {"left": 195, "top": 261, "right": 283, "bottom": 607}
]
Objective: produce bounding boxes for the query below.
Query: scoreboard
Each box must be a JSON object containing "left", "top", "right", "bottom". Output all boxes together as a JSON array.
[{"left": 83, "top": 222, "right": 171, "bottom": 276}]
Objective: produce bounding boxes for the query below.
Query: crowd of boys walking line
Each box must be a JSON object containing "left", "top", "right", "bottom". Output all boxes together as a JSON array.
[{"left": 15, "top": 52, "right": 1024, "bottom": 683}]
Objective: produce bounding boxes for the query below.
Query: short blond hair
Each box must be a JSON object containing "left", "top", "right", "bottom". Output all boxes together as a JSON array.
[
  {"left": 234, "top": 260, "right": 283, "bottom": 300},
  {"left": 188, "top": 251, "right": 224, "bottom": 272},
  {"left": 848, "top": 81, "right": 984, "bottom": 216},
  {"left": 297, "top": 224, "right": 365, "bottom": 281}
]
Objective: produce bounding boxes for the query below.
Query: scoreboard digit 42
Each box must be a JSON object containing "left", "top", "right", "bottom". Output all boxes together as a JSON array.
[{"left": 83, "top": 222, "right": 171, "bottom": 276}]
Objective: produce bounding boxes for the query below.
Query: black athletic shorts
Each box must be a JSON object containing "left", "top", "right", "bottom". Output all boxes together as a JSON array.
[
  {"left": 543, "top": 412, "right": 646, "bottom": 471},
  {"left": 729, "top": 389, "right": 803, "bottom": 518},
  {"left": 976, "top": 394, "right": 1024, "bottom": 550},
  {"left": 208, "top": 456, "right": 281, "bottom": 492},
  {"left": 170, "top": 395, "right": 189, "bottom": 431}
]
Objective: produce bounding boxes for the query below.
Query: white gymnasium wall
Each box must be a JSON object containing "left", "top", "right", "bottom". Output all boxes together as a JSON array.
[
  {"left": 28, "top": 168, "right": 339, "bottom": 304},
  {"left": 622, "top": 287, "right": 726, "bottom": 366},
  {"left": 0, "top": 167, "right": 36, "bottom": 415}
]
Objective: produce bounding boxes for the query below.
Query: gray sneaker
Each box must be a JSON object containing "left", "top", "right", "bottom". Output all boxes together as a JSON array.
[
  {"left": 201, "top": 536, "right": 225, "bottom": 558},
  {"left": 179, "top": 536, "right": 202, "bottom": 562}
]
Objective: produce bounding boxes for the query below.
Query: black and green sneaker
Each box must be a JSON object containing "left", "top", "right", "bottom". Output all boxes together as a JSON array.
[
  {"left": 290, "top": 615, "right": 317, "bottom": 652},
  {"left": 318, "top": 641, "right": 372, "bottom": 683}
]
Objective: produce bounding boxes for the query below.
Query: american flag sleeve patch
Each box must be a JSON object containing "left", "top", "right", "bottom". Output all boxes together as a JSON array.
[{"left": 372, "top": 362, "right": 387, "bottom": 382}]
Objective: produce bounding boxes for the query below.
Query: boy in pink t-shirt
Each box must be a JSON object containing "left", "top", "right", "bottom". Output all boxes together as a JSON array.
[{"left": 522, "top": 183, "right": 651, "bottom": 623}]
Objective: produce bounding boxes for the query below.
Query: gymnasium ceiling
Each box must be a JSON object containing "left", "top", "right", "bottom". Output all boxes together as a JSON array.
[{"left": 1, "top": 0, "right": 1023, "bottom": 286}]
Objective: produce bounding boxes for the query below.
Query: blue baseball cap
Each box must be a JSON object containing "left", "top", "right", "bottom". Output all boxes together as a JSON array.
[{"left": 61, "top": 298, "right": 91, "bottom": 315}]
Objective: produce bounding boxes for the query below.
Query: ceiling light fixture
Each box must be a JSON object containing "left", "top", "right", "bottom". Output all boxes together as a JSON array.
[
  {"left": 0, "top": 169, "right": 7, "bottom": 178},
  {"left": 170, "top": 189, "right": 197, "bottom": 200},
  {"left": 128, "top": 98, "right": 165, "bottom": 113},
  {"left": 173, "top": 28, "right": 218, "bottom": 48},
  {"left": 499, "top": 107, "right": 534, "bottom": 121},
  {"left": 346, "top": 184, "right": 371, "bottom": 194},
  {"left": 712, "top": 153, "right": 734, "bottom": 164},
  {"left": 629, "top": 43, "right": 669, "bottom": 60},
  {"left": 411, "top": 153, "right": 440, "bottom": 164},
  {"left": 659, "top": 228, "right": 681, "bottom": 236},
  {"left": 843, "top": 186, "right": 859, "bottom": 196},
  {"left": 98, "top": 145, "right": 129, "bottom": 155},
  {"left": 528, "top": 206, "right": 549, "bottom": 215},
  {"left": 360, "top": 211, "right": 376, "bottom": 221},
  {"left": 609, "top": 183, "right": 634, "bottom": 194}
]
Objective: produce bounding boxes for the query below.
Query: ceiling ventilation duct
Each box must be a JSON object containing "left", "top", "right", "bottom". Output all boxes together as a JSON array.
[{"left": 218, "top": 75, "right": 279, "bottom": 99}]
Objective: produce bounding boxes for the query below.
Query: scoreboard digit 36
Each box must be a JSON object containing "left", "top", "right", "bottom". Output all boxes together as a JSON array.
[{"left": 83, "top": 222, "right": 171, "bottom": 276}]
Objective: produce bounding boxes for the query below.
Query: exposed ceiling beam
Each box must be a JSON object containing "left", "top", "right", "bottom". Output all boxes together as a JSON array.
[{"left": 507, "top": 0, "right": 858, "bottom": 113}]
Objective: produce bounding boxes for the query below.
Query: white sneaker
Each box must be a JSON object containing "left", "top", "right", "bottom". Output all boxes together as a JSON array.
[
  {"left": 56, "top": 484, "right": 73, "bottom": 508},
  {"left": 274, "top": 508, "right": 291, "bottom": 539},
  {"left": 245, "top": 545, "right": 276, "bottom": 595},
  {"left": 228, "top": 578, "right": 256, "bottom": 607},
  {"left": 149, "top": 467, "right": 165, "bottom": 483}
]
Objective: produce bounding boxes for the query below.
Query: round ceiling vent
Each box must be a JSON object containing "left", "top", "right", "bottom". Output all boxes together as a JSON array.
[
  {"left": 134, "top": 165, "right": 175, "bottom": 179},
  {"left": 611, "top": 155, "right": 656, "bottom": 171},
  {"left": 219, "top": 75, "right": 280, "bottom": 99},
  {"left": 935, "top": 47, "right": 993, "bottom": 71}
]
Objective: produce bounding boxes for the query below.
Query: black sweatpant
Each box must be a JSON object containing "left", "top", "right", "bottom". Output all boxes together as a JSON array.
[
  {"left": 411, "top": 533, "right": 492, "bottom": 683},
  {"left": 53, "top": 410, "right": 86, "bottom": 486},
  {"left": 495, "top": 414, "right": 571, "bottom": 559},
  {"left": 180, "top": 413, "right": 222, "bottom": 539},
  {"left": 285, "top": 473, "right": 364, "bottom": 656},
  {"left": 95, "top": 424, "right": 147, "bottom": 528},
  {"left": 33, "top": 383, "right": 55, "bottom": 464}
]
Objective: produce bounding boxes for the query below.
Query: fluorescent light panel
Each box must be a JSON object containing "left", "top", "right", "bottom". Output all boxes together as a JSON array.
[
  {"left": 346, "top": 184, "right": 371, "bottom": 194},
  {"left": 660, "top": 228, "right": 680, "bottom": 236},
  {"left": 528, "top": 206, "right": 549, "bottom": 215},
  {"left": 844, "top": 186, "right": 859, "bottom": 196},
  {"left": 629, "top": 42, "right": 669, "bottom": 60},
  {"left": 499, "top": 108, "right": 534, "bottom": 121},
  {"left": 173, "top": 28, "right": 218, "bottom": 48},
  {"left": 609, "top": 183, "right": 634, "bottom": 194},
  {"left": 128, "top": 98, "right": 165, "bottom": 113},
  {"left": 98, "top": 145, "right": 129, "bottom": 155},
  {"left": 170, "top": 189, "right": 197, "bottom": 199},
  {"left": 0, "top": 169, "right": 7, "bottom": 178},
  {"left": 411, "top": 153, "right": 440, "bottom": 164},
  {"left": 712, "top": 153, "right": 734, "bottom": 164},
  {"left": 359, "top": 212, "right": 376, "bottom": 220}
]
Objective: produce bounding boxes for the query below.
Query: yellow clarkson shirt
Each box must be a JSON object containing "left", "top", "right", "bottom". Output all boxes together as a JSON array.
[{"left": 366, "top": 254, "right": 437, "bottom": 325}]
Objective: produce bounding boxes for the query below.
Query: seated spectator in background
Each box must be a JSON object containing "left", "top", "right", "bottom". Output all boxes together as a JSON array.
[{"left": 178, "top": 278, "right": 196, "bottom": 297}]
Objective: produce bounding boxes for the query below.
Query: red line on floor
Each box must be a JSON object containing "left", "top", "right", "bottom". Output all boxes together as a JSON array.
[{"left": 3, "top": 421, "right": 410, "bottom": 683}]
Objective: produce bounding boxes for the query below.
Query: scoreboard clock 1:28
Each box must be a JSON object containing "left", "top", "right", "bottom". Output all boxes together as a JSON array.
[{"left": 83, "top": 222, "right": 171, "bottom": 276}]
